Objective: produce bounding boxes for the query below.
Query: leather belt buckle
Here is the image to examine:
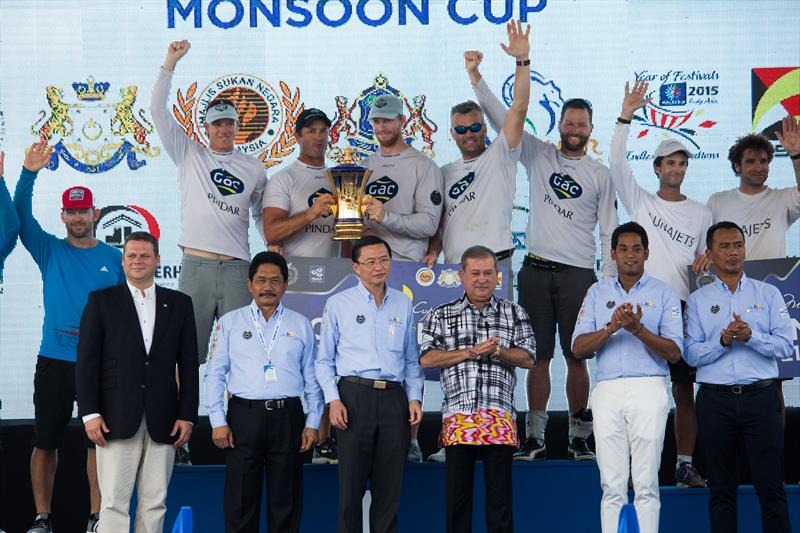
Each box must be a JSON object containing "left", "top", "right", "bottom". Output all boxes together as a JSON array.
[
  {"left": 264, "top": 399, "right": 283, "bottom": 410},
  {"left": 731, "top": 385, "right": 743, "bottom": 395},
  {"left": 374, "top": 380, "right": 387, "bottom": 390}
]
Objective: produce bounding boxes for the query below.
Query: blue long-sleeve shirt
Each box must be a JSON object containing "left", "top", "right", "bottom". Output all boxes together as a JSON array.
[
  {"left": 204, "top": 301, "right": 324, "bottom": 429},
  {"left": 685, "top": 273, "right": 793, "bottom": 385},
  {"left": 14, "top": 168, "right": 124, "bottom": 362},
  {"left": 316, "top": 281, "right": 423, "bottom": 404},
  {"left": 572, "top": 273, "right": 684, "bottom": 381},
  {"left": 0, "top": 176, "right": 19, "bottom": 272}
]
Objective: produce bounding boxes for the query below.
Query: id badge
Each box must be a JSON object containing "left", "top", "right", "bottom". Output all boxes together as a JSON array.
[{"left": 263, "top": 364, "right": 278, "bottom": 383}]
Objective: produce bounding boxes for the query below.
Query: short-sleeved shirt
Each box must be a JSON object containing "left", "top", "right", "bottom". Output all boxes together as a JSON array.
[
  {"left": 707, "top": 186, "right": 800, "bottom": 260},
  {"left": 262, "top": 160, "right": 339, "bottom": 257},
  {"left": 440, "top": 131, "right": 520, "bottom": 264},
  {"left": 361, "top": 147, "right": 444, "bottom": 261}
]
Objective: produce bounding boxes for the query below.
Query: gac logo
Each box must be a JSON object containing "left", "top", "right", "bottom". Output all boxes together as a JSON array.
[
  {"left": 366, "top": 176, "right": 399, "bottom": 203},
  {"left": 211, "top": 169, "right": 245, "bottom": 196},
  {"left": 549, "top": 173, "right": 582, "bottom": 200},
  {"left": 449, "top": 172, "right": 475, "bottom": 199}
]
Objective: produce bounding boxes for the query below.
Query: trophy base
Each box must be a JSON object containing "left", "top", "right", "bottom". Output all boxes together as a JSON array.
[{"left": 332, "top": 222, "right": 366, "bottom": 241}]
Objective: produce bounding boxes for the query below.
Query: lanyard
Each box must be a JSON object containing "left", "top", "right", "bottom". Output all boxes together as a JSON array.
[{"left": 250, "top": 305, "right": 283, "bottom": 365}]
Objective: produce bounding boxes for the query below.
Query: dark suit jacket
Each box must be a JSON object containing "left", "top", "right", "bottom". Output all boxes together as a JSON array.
[{"left": 76, "top": 282, "right": 198, "bottom": 444}]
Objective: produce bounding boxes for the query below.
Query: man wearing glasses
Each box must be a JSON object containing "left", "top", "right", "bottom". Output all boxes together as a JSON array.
[
  {"left": 470, "top": 56, "right": 618, "bottom": 462},
  {"left": 424, "top": 20, "right": 530, "bottom": 271},
  {"left": 316, "top": 236, "right": 423, "bottom": 533}
]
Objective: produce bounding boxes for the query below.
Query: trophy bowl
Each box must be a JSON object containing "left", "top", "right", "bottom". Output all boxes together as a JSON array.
[{"left": 325, "top": 160, "right": 373, "bottom": 241}]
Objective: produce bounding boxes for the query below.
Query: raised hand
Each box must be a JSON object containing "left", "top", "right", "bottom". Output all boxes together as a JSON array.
[
  {"left": 500, "top": 19, "right": 531, "bottom": 60},
  {"left": 163, "top": 40, "right": 191, "bottom": 71},
  {"left": 775, "top": 114, "right": 800, "bottom": 156},
  {"left": 464, "top": 50, "right": 484, "bottom": 74},
  {"left": 23, "top": 139, "right": 53, "bottom": 173},
  {"left": 621, "top": 80, "right": 652, "bottom": 121}
]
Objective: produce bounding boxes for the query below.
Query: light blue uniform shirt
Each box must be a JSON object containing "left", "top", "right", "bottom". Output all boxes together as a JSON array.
[
  {"left": 316, "top": 281, "right": 423, "bottom": 404},
  {"left": 685, "top": 273, "right": 793, "bottom": 385},
  {"left": 572, "top": 273, "right": 684, "bottom": 381},
  {"left": 204, "top": 301, "right": 324, "bottom": 429}
]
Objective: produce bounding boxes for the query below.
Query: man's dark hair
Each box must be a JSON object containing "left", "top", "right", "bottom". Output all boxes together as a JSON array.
[
  {"left": 351, "top": 236, "right": 392, "bottom": 263},
  {"left": 706, "top": 221, "right": 745, "bottom": 249},
  {"left": 560, "top": 98, "right": 593, "bottom": 122},
  {"left": 727, "top": 133, "right": 774, "bottom": 175},
  {"left": 249, "top": 251, "right": 289, "bottom": 282},
  {"left": 450, "top": 100, "right": 484, "bottom": 120},
  {"left": 460, "top": 245, "right": 497, "bottom": 271},
  {"left": 123, "top": 231, "right": 159, "bottom": 256},
  {"left": 611, "top": 221, "right": 648, "bottom": 250}
]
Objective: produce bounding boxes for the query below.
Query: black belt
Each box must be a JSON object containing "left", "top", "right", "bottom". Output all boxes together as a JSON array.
[
  {"left": 340, "top": 376, "right": 402, "bottom": 390},
  {"left": 229, "top": 395, "right": 300, "bottom": 410},
  {"left": 522, "top": 254, "right": 574, "bottom": 271},
  {"left": 495, "top": 249, "right": 514, "bottom": 262},
  {"left": 700, "top": 379, "right": 775, "bottom": 395}
]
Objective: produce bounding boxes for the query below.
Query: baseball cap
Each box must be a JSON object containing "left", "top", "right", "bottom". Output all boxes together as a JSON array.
[
  {"left": 654, "top": 139, "right": 693, "bottom": 159},
  {"left": 205, "top": 101, "right": 239, "bottom": 124},
  {"left": 367, "top": 95, "right": 404, "bottom": 120},
  {"left": 62, "top": 186, "right": 95, "bottom": 209},
  {"left": 295, "top": 108, "right": 332, "bottom": 133}
]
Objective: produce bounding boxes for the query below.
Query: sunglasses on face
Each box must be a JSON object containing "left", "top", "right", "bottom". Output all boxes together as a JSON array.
[{"left": 452, "top": 122, "right": 484, "bottom": 135}]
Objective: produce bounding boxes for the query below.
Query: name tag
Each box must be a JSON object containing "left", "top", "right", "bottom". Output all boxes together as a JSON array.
[{"left": 264, "top": 364, "right": 278, "bottom": 383}]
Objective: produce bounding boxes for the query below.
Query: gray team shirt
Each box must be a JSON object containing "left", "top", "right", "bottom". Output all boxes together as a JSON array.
[
  {"left": 362, "top": 146, "right": 444, "bottom": 261},
  {"left": 262, "top": 160, "right": 340, "bottom": 258},
  {"left": 441, "top": 131, "right": 520, "bottom": 264},
  {"left": 473, "top": 78, "right": 618, "bottom": 277},
  {"left": 150, "top": 68, "right": 267, "bottom": 261},
  {"left": 610, "top": 123, "right": 712, "bottom": 300}
]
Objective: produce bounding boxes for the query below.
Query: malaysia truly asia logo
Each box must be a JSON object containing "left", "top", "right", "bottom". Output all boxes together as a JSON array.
[
  {"left": 627, "top": 68, "right": 720, "bottom": 159},
  {"left": 31, "top": 76, "right": 160, "bottom": 173},
  {"left": 173, "top": 74, "right": 301, "bottom": 169},
  {"left": 751, "top": 67, "right": 800, "bottom": 156},
  {"left": 328, "top": 73, "right": 437, "bottom": 163}
]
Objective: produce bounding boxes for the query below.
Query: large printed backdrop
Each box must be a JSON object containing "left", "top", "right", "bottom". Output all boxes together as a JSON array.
[{"left": 0, "top": 0, "right": 799, "bottom": 418}]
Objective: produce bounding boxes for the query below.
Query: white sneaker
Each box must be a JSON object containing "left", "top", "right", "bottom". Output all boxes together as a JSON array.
[{"left": 427, "top": 447, "right": 446, "bottom": 462}]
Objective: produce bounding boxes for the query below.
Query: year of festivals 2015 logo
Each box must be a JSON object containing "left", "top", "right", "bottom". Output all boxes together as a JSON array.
[
  {"left": 752, "top": 67, "right": 800, "bottom": 156},
  {"left": 328, "top": 73, "right": 437, "bottom": 163},
  {"left": 627, "top": 68, "right": 720, "bottom": 160},
  {"left": 174, "top": 74, "right": 301, "bottom": 169},
  {"left": 31, "top": 76, "right": 160, "bottom": 173}
]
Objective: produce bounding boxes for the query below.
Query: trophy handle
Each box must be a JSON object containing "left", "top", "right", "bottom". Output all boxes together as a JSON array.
[{"left": 359, "top": 169, "right": 373, "bottom": 196}]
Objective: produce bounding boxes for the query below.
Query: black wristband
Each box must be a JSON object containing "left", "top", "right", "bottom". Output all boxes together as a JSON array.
[
  {"left": 790, "top": 152, "right": 800, "bottom": 160},
  {"left": 516, "top": 59, "right": 530, "bottom": 67},
  {"left": 617, "top": 117, "right": 632, "bottom": 125}
]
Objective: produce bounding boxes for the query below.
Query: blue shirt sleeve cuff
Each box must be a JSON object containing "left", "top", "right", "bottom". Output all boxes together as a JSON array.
[
  {"left": 305, "top": 411, "right": 322, "bottom": 430},
  {"left": 209, "top": 410, "right": 227, "bottom": 429}
]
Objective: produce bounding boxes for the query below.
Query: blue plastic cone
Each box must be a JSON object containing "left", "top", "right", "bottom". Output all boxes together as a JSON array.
[
  {"left": 171, "top": 506, "right": 193, "bottom": 533},
  {"left": 617, "top": 503, "right": 640, "bottom": 533}
]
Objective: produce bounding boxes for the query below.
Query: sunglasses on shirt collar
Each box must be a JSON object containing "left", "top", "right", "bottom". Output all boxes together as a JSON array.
[{"left": 452, "top": 122, "right": 484, "bottom": 135}]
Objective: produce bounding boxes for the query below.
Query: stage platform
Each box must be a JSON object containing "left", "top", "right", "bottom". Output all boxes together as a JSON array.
[
  {"left": 2, "top": 411, "right": 799, "bottom": 532},
  {"left": 161, "top": 461, "right": 800, "bottom": 533}
]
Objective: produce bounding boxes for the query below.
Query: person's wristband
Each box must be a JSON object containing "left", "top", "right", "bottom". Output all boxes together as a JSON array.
[
  {"left": 632, "top": 323, "right": 644, "bottom": 336},
  {"left": 790, "top": 152, "right": 800, "bottom": 160},
  {"left": 494, "top": 346, "right": 501, "bottom": 358},
  {"left": 603, "top": 322, "right": 615, "bottom": 336},
  {"left": 516, "top": 58, "right": 530, "bottom": 67},
  {"left": 617, "top": 117, "right": 632, "bottom": 125}
]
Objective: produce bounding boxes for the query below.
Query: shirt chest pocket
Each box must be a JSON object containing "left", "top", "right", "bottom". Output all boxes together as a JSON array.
[
  {"left": 743, "top": 305, "right": 770, "bottom": 333},
  {"left": 387, "top": 318, "right": 406, "bottom": 352}
]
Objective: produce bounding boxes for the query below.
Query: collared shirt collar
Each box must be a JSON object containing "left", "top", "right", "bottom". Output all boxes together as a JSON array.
[
  {"left": 249, "top": 299, "right": 284, "bottom": 323},
  {"left": 613, "top": 272, "right": 650, "bottom": 293},
  {"left": 714, "top": 271, "right": 747, "bottom": 294},
  {"left": 127, "top": 280, "right": 155, "bottom": 299},
  {"left": 356, "top": 280, "right": 389, "bottom": 305},
  {"left": 459, "top": 293, "right": 499, "bottom": 314}
]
